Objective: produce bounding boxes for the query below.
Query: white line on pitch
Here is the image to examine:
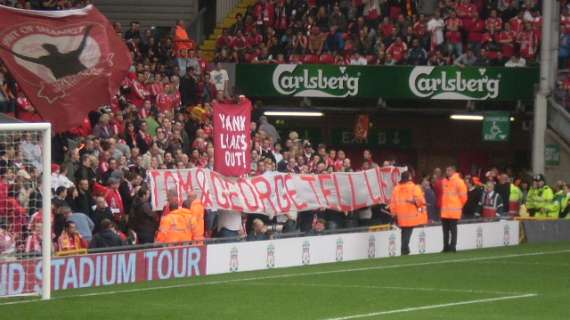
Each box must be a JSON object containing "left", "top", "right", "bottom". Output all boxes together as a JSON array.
[
  {"left": 234, "top": 282, "right": 530, "bottom": 296},
  {"left": 320, "top": 294, "right": 538, "bottom": 320},
  {"left": 0, "top": 248, "right": 568, "bottom": 306}
]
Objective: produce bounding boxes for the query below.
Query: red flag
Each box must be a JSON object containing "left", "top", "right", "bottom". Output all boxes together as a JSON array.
[
  {"left": 354, "top": 114, "right": 369, "bottom": 141},
  {"left": 213, "top": 98, "right": 252, "bottom": 177},
  {"left": 0, "top": 5, "right": 131, "bottom": 132}
]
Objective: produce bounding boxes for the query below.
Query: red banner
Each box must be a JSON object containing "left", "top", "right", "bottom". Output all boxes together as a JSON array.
[
  {"left": 213, "top": 97, "right": 252, "bottom": 177},
  {"left": 0, "top": 245, "right": 206, "bottom": 296},
  {"left": 0, "top": 5, "right": 131, "bottom": 132}
]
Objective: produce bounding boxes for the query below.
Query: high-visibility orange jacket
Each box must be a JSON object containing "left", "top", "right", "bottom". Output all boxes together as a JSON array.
[
  {"left": 155, "top": 208, "right": 193, "bottom": 243},
  {"left": 174, "top": 25, "right": 194, "bottom": 56},
  {"left": 441, "top": 173, "right": 468, "bottom": 220},
  {"left": 188, "top": 199, "right": 205, "bottom": 241},
  {"left": 390, "top": 181, "right": 427, "bottom": 227}
]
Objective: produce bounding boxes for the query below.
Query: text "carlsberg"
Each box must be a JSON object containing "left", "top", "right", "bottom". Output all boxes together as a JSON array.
[
  {"left": 409, "top": 66, "right": 501, "bottom": 100},
  {"left": 272, "top": 64, "right": 360, "bottom": 98}
]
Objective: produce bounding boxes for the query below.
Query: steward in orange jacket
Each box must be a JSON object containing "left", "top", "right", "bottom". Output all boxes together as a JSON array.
[
  {"left": 440, "top": 166, "right": 468, "bottom": 252},
  {"left": 390, "top": 171, "right": 427, "bottom": 255},
  {"left": 155, "top": 206, "right": 193, "bottom": 244},
  {"left": 182, "top": 193, "right": 205, "bottom": 243}
]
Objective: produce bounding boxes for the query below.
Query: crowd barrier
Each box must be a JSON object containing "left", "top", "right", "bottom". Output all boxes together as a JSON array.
[
  {"left": 0, "top": 220, "right": 519, "bottom": 297},
  {"left": 517, "top": 218, "right": 570, "bottom": 243}
]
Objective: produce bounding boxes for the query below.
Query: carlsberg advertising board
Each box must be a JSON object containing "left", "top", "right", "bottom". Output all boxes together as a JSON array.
[{"left": 235, "top": 64, "right": 538, "bottom": 101}]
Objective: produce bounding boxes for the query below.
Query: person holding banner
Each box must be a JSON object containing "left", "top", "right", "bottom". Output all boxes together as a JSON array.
[{"left": 389, "top": 171, "right": 427, "bottom": 255}]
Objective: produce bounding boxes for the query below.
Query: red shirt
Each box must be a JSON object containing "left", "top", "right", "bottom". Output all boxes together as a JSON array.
[
  {"left": 105, "top": 188, "right": 124, "bottom": 222},
  {"left": 510, "top": 17, "right": 524, "bottom": 34},
  {"left": 381, "top": 23, "right": 396, "bottom": 38},
  {"left": 156, "top": 93, "right": 172, "bottom": 113},
  {"left": 466, "top": 18, "right": 485, "bottom": 43},
  {"left": 518, "top": 31, "right": 537, "bottom": 59},
  {"left": 446, "top": 30, "right": 462, "bottom": 44},
  {"left": 485, "top": 17, "right": 502, "bottom": 31},
  {"left": 497, "top": 30, "right": 514, "bottom": 57},
  {"left": 128, "top": 80, "right": 147, "bottom": 108},
  {"left": 413, "top": 21, "right": 427, "bottom": 37},
  {"left": 446, "top": 17, "right": 462, "bottom": 31},
  {"left": 386, "top": 42, "right": 407, "bottom": 62}
]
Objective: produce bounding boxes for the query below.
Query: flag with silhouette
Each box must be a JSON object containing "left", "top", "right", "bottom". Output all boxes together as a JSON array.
[{"left": 0, "top": 5, "right": 131, "bottom": 132}]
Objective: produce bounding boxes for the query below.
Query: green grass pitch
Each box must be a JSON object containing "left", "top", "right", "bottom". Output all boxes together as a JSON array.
[{"left": 2, "top": 241, "right": 569, "bottom": 320}]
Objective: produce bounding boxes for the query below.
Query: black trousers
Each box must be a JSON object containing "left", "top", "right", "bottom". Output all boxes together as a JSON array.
[
  {"left": 441, "top": 218, "right": 458, "bottom": 252},
  {"left": 401, "top": 227, "right": 414, "bottom": 255}
]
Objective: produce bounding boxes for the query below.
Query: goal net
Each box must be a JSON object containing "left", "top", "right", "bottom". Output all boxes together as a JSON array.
[{"left": 0, "top": 123, "right": 51, "bottom": 300}]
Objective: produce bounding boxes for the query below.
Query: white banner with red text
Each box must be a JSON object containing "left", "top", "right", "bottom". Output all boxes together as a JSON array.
[{"left": 148, "top": 167, "right": 406, "bottom": 213}]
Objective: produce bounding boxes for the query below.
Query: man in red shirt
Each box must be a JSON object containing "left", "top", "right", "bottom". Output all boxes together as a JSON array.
[
  {"left": 413, "top": 14, "right": 429, "bottom": 48},
  {"left": 518, "top": 22, "right": 538, "bottom": 61},
  {"left": 105, "top": 178, "right": 124, "bottom": 224},
  {"left": 509, "top": 11, "right": 524, "bottom": 34},
  {"left": 386, "top": 37, "right": 408, "bottom": 63},
  {"left": 465, "top": 12, "right": 485, "bottom": 53},
  {"left": 446, "top": 11, "right": 463, "bottom": 57},
  {"left": 486, "top": 9, "right": 502, "bottom": 32},
  {"left": 380, "top": 16, "right": 396, "bottom": 43},
  {"left": 497, "top": 22, "right": 515, "bottom": 58},
  {"left": 456, "top": 0, "right": 477, "bottom": 26}
]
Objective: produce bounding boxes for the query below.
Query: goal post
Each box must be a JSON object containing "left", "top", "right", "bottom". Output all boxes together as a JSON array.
[{"left": 0, "top": 122, "right": 51, "bottom": 300}]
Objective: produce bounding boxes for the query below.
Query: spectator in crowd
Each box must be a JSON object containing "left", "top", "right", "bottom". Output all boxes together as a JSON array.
[
  {"left": 421, "top": 177, "right": 438, "bottom": 222},
  {"left": 73, "top": 178, "right": 94, "bottom": 217},
  {"left": 246, "top": 218, "right": 270, "bottom": 241},
  {"left": 463, "top": 176, "right": 483, "bottom": 219},
  {"left": 454, "top": 48, "right": 478, "bottom": 67},
  {"left": 89, "top": 219, "right": 126, "bottom": 249},
  {"left": 91, "top": 196, "right": 114, "bottom": 233},
  {"left": 505, "top": 53, "right": 526, "bottom": 67},
  {"left": 51, "top": 164, "right": 74, "bottom": 191},
  {"left": 476, "top": 181, "right": 505, "bottom": 218},
  {"left": 62, "top": 206, "right": 94, "bottom": 242},
  {"left": 57, "top": 221, "right": 88, "bottom": 253},
  {"left": 129, "top": 187, "right": 157, "bottom": 244},
  {"left": 209, "top": 63, "right": 230, "bottom": 100}
]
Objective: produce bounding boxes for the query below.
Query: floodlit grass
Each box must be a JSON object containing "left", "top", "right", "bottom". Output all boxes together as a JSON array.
[{"left": 1, "top": 242, "right": 569, "bottom": 320}]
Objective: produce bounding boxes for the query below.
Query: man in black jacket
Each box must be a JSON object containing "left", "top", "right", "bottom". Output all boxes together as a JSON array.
[
  {"left": 90, "top": 219, "right": 126, "bottom": 249},
  {"left": 129, "top": 187, "right": 157, "bottom": 244},
  {"left": 91, "top": 196, "right": 114, "bottom": 234},
  {"left": 73, "top": 178, "right": 95, "bottom": 217},
  {"left": 74, "top": 155, "right": 96, "bottom": 187}
]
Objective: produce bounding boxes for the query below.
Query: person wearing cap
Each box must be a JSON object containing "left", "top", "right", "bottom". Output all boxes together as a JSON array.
[
  {"left": 389, "top": 171, "right": 427, "bottom": 255},
  {"left": 531, "top": 175, "right": 556, "bottom": 218},
  {"left": 51, "top": 163, "right": 73, "bottom": 191},
  {"left": 440, "top": 166, "right": 468, "bottom": 252}
]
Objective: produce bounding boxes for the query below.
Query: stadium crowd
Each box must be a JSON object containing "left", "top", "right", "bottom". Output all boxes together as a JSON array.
[
  {"left": 211, "top": 0, "right": 563, "bottom": 66},
  {"left": 0, "top": 0, "right": 569, "bottom": 259}
]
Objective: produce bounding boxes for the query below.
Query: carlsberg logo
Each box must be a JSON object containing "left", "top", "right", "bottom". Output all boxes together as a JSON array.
[
  {"left": 272, "top": 64, "right": 360, "bottom": 97},
  {"left": 409, "top": 66, "right": 501, "bottom": 100}
]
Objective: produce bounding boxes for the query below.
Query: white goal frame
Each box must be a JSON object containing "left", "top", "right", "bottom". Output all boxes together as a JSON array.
[{"left": 0, "top": 123, "right": 51, "bottom": 300}]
